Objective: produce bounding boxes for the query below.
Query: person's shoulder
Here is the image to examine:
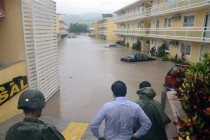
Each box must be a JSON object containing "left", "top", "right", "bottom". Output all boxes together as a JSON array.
[
  {"left": 8, "top": 121, "right": 32, "bottom": 130},
  {"left": 154, "top": 100, "right": 161, "bottom": 105},
  {"left": 135, "top": 99, "right": 142, "bottom": 105},
  {"left": 127, "top": 100, "right": 141, "bottom": 108},
  {"left": 7, "top": 122, "right": 23, "bottom": 132},
  {"left": 103, "top": 101, "right": 113, "bottom": 108},
  {"left": 6, "top": 121, "right": 42, "bottom": 139}
]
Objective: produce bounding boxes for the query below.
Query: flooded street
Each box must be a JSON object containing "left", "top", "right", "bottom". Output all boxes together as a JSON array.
[
  {"left": 43, "top": 35, "right": 174, "bottom": 122},
  {"left": 0, "top": 35, "right": 175, "bottom": 140}
]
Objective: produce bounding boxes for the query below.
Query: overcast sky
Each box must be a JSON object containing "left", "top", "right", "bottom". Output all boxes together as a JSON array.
[{"left": 53, "top": 0, "right": 138, "bottom": 15}]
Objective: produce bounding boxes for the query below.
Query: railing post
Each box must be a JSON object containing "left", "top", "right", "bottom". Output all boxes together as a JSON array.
[{"left": 186, "top": 28, "right": 188, "bottom": 39}]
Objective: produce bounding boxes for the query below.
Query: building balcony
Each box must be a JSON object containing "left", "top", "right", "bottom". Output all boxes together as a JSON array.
[
  {"left": 114, "top": 0, "right": 210, "bottom": 23},
  {"left": 98, "top": 23, "right": 108, "bottom": 28},
  {"left": 59, "top": 25, "right": 68, "bottom": 30},
  {"left": 59, "top": 30, "right": 68, "bottom": 35},
  {"left": 98, "top": 31, "right": 107, "bottom": 35},
  {"left": 114, "top": 27, "right": 210, "bottom": 43}
]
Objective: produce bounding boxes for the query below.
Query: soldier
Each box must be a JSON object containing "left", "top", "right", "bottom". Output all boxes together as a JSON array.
[{"left": 5, "top": 90, "right": 65, "bottom": 140}]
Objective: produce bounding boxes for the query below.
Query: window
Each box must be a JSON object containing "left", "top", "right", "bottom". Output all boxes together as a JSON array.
[
  {"left": 181, "top": 42, "right": 191, "bottom": 55},
  {"left": 163, "top": 40, "right": 170, "bottom": 51},
  {"left": 139, "top": 6, "right": 144, "bottom": 13},
  {"left": 183, "top": 15, "right": 195, "bottom": 27},
  {"left": 164, "top": 18, "right": 171, "bottom": 27},
  {"left": 138, "top": 21, "right": 143, "bottom": 28}
]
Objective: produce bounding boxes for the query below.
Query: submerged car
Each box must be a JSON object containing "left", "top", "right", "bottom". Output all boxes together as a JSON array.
[
  {"left": 104, "top": 44, "right": 118, "bottom": 48},
  {"left": 121, "top": 53, "right": 156, "bottom": 62},
  {"left": 164, "top": 64, "right": 189, "bottom": 90}
]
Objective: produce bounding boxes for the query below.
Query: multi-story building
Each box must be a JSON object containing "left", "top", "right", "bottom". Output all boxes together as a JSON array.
[
  {"left": 56, "top": 14, "right": 68, "bottom": 40},
  {"left": 0, "top": 0, "right": 59, "bottom": 123},
  {"left": 96, "top": 14, "right": 117, "bottom": 42},
  {"left": 89, "top": 21, "right": 99, "bottom": 38},
  {"left": 113, "top": 0, "right": 210, "bottom": 62}
]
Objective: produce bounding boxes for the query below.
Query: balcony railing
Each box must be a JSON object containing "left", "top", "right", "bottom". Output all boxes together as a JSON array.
[
  {"left": 99, "top": 31, "right": 107, "bottom": 35},
  {"left": 114, "top": 27, "right": 210, "bottom": 43},
  {"left": 114, "top": 0, "right": 210, "bottom": 23},
  {"left": 98, "top": 23, "right": 108, "bottom": 28},
  {"left": 59, "top": 25, "right": 68, "bottom": 30}
]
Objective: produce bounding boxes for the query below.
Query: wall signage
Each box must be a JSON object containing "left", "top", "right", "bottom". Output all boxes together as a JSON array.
[
  {"left": 0, "top": 0, "right": 5, "bottom": 18},
  {"left": 0, "top": 76, "right": 28, "bottom": 106}
]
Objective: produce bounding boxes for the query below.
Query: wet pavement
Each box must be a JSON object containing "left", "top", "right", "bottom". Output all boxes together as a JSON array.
[{"left": 0, "top": 35, "right": 174, "bottom": 139}]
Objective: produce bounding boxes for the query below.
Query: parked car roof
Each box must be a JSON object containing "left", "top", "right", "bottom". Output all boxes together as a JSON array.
[
  {"left": 121, "top": 53, "right": 156, "bottom": 62},
  {"left": 104, "top": 44, "right": 118, "bottom": 48}
]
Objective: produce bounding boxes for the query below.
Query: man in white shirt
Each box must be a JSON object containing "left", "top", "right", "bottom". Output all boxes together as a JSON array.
[{"left": 90, "top": 80, "right": 151, "bottom": 140}]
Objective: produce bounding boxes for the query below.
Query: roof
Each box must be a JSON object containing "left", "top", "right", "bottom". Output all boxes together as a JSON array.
[
  {"left": 114, "top": 0, "right": 142, "bottom": 14},
  {"left": 102, "top": 14, "right": 113, "bottom": 18}
]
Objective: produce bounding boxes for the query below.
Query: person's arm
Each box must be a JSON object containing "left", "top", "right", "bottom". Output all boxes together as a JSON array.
[
  {"left": 133, "top": 107, "right": 152, "bottom": 138},
  {"left": 90, "top": 105, "right": 106, "bottom": 139}
]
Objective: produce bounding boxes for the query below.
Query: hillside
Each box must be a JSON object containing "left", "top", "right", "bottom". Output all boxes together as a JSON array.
[{"left": 60, "top": 13, "right": 101, "bottom": 27}]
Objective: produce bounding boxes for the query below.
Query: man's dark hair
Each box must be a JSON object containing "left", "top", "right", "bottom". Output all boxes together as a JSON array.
[
  {"left": 139, "top": 81, "right": 151, "bottom": 89},
  {"left": 111, "top": 81, "right": 127, "bottom": 97}
]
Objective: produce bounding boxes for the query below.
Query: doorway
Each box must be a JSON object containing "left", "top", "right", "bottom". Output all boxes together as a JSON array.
[
  {"left": 203, "top": 13, "right": 210, "bottom": 41},
  {"left": 156, "top": 20, "right": 160, "bottom": 35},
  {"left": 199, "top": 44, "right": 209, "bottom": 62}
]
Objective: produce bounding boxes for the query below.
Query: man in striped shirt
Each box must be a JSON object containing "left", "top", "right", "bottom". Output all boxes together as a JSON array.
[{"left": 90, "top": 81, "right": 151, "bottom": 140}]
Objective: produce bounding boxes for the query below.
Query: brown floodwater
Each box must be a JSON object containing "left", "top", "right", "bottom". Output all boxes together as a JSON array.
[{"left": 43, "top": 36, "right": 174, "bottom": 123}]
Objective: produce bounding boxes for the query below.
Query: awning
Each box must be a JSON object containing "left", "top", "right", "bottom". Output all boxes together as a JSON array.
[{"left": 0, "top": 0, "right": 5, "bottom": 18}]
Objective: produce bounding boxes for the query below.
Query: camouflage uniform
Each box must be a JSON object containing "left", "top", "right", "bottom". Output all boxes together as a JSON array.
[
  {"left": 5, "top": 118, "right": 65, "bottom": 140},
  {"left": 5, "top": 90, "right": 65, "bottom": 140}
]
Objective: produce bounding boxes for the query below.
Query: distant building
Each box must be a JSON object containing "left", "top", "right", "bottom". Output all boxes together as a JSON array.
[
  {"left": 56, "top": 14, "right": 68, "bottom": 40},
  {"left": 89, "top": 21, "right": 99, "bottom": 38},
  {"left": 91, "top": 14, "right": 117, "bottom": 42},
  {"left": 0, "top": 0, "right": 59, "bottom": 123},
  {"left": 113, "top": 0, "right": 210, "bottom": 62}
]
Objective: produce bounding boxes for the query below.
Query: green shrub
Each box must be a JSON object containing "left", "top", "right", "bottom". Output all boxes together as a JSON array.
[
  {"left": 126, "top": 42, "right": 129, "bottom": 48},
  {"left": 170, "top": 55, "right": 189, "bottom": 65},
  {"left": 161, "top": 56, "right": 169, "bottom": 61},
  {"left": 136, "top": 40, "right": 141, "bottom": 51},
  {"left": 132, "top": 43, "right": 137, "bottom": 50},
  {"left": 173, "top": 52, "right": 210, "bottom": 139},
  {"left": 156, "top": 45, "right": 165, "bottom": 57}
]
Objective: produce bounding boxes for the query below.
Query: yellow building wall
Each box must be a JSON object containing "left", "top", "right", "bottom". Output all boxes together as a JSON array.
[
  {"left": 0, "top": 61, "right": 28, "bottom": 123},
  {"left": 158, "top": 9, "right": 207, "bottom": 28},
  {"left": 56, "top": 14, "right": 60, "bottom": 34},
  {"left": 107, "top": 18, "right": 117, "bottom": 42},
  {"left": 124, "top": 36, "right": 139, "bottom": 49},
  {"left": 166, "top": 41, "right": 210, "bottom": 63},
  {"left": 94, "top": 22, "right": 99, "bottom": 38},
  {"left": 0, "top": 0, "right": 25, "bottom": 66}
]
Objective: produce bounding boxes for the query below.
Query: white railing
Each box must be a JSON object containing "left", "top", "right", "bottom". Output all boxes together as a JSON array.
[
  {"left": 60, "top": 24, "right": 68, "bottom": 30},
  {"left": 99, "top": 31, "right": 107, "bottom": 35},
  {"left": 114, "top": 0, "right": 210, "bottom": 23},
  {"left": 98, "top": 23, "right": 108, "bottom": 28},
  {"left": 114, "top": 27, "right": 210, "bottom": 43}
]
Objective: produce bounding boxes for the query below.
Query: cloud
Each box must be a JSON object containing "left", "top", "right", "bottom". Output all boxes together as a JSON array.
[{"left": 53, "top": 0, "right": 138, "bottom": 15}]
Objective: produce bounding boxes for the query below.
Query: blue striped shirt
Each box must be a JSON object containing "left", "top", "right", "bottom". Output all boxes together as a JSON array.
[{"left": 90, "top": 97, "right": 151, "bottom": 140}]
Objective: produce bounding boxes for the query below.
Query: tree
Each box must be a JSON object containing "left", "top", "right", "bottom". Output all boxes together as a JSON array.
[{"left": 69, "top": 23, "right": 88, "bottom": 33}]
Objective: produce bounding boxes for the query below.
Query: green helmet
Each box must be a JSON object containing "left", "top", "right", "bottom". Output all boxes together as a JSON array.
[{"left": 18, "top": 90, "right": 46, "bottom": 109}]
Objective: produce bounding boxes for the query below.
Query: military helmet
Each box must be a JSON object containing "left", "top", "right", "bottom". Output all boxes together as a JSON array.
[{"left": 18, "top": 90, "right": 46, "bottom": 109}]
